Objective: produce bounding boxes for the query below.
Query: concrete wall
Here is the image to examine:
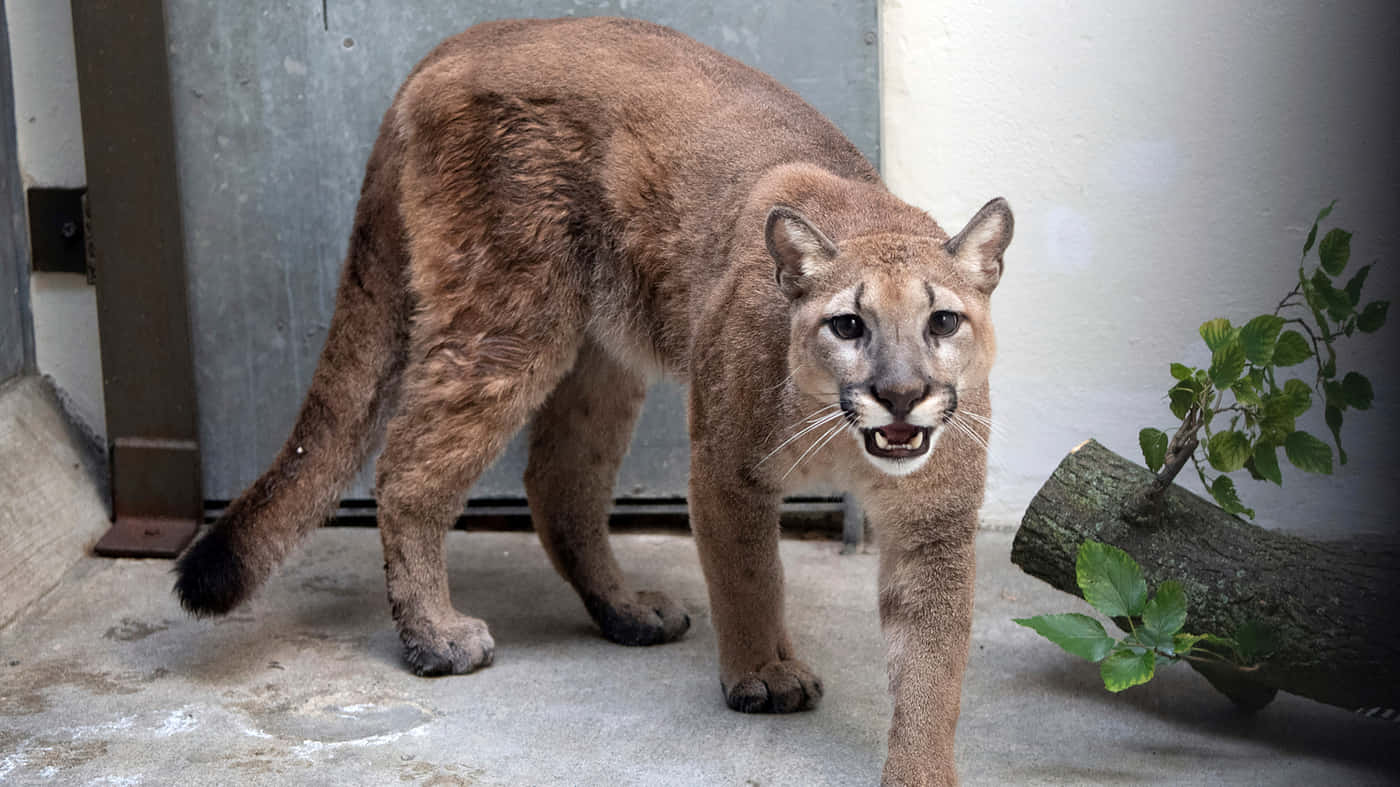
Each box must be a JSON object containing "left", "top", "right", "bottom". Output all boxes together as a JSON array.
[
  {"left": 3, "top": 0, "right": 104, "bottom": 437},
  {"left": 881, "top": 1, "right": 1399, "bottom": 536}
]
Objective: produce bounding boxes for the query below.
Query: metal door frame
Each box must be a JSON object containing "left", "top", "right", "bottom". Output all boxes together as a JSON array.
[
  {"left": 1, "top": 1, "right": 35, "bottom": 383},
  {"left": 71, "top": 0, "right": 202, "bottom": 557}
]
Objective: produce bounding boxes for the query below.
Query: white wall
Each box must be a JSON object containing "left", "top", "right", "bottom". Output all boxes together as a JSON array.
[
  {"left": 881, "top": 1, "right": 1399, "bottom": 536},
  {"left": 4, "top": 0, "right": 104, "bottom": 439}
]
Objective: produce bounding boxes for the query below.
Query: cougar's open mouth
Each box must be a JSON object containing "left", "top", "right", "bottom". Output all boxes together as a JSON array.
[{"left": 862, "top": 423, "right": 933, "bottom": 459}]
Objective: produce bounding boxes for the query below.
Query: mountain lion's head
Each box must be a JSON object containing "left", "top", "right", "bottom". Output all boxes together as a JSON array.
[{"left": 767, "top": 198, "right": 1012, "bottom": 477}]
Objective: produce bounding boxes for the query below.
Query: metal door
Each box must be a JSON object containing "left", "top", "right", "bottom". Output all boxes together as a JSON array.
[{"left": 164, "top": 1, "right": 879, "bottom": 503}]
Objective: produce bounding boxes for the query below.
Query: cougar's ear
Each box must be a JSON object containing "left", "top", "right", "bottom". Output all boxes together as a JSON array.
[
  {"left": 945, "top": 197, "right": 1013, "bottom": 294},
  {"left": 766, "top": 205, "right": 838, "bottom": 300}
]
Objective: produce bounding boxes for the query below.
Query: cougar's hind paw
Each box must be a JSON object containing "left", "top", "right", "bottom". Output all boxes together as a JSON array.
[{"left": 586, "top": 589, "right": 691, "bottom": 646}]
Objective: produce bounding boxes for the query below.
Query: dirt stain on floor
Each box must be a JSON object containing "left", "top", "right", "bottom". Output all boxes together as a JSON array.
[
  {"left": 0, "top": 660, "right": 167, "bottom": 716},
  {"left": 21, "top": 738, "right": 109, "bottom": 770},
  {"left": 102, "top": 617, "right": 171, "bottom": 642},
  {"left": 224, "top": 681, "right": 435, "bottom": 743},
  {"left": 301, "top": 575, "right": 367, "bottom": 598},
  {"left": 397, "top": 758, "right": 486, "bottom": 785}
]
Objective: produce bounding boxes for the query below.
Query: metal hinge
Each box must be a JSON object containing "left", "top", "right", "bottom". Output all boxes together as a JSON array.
[{"left": 26, "top": 186, "right": 94, "bottom": 283}]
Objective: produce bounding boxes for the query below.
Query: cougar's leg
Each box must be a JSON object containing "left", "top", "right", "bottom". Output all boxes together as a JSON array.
[
  {"left": 689, "top": 449, "right": 822, "bottom": 714},
  {"left": 380, "top": 68, "right": 604, "bottom": 675},
  {"left": 376, "top": 309, "right": 583, "bottom": 676},
  {"left": 525, "top": 339, "right": 690, "bottom": 646},
  {"left": 375, "top": 197, "right": 586, "bottom": 676}
]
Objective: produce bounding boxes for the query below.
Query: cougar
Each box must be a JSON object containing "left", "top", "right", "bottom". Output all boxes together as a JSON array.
[{"left": 174, "top": 17, "right": 1011, "bottom": 785}]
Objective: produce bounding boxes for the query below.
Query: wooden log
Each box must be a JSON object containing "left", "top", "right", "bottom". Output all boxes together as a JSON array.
[{"left": 1010, "top": 439, "right": 1400, "bottom": 715}]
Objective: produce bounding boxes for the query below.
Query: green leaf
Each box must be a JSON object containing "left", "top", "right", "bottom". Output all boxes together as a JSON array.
[
  {"left": 1342, "top": 372, "right": 1373, "bottom": 410},
  {"left": 1357, "top": 300, "right": 1389, "bottom": 333},
  {"left": 1239, "top": 315, "right": 1284, "bottom": 365},
  {"left": 1231, "top": 378, "right": 1261, "bottom": 407},
  {"left": 1253, "top": 441, "right": 1283, "bottom": 486},
  {"left": 1170, "top": 362, "right": 1193, "bottom": 381},
  {"left": 1196, "top": 633, "right": 1242, "bottom": 661},
  {"left": 1282, "top": 378, "right": 1312, "bottom": 417},
  {"left": 1243, "top": 456, "right": 1266, "bottom": 481},
  {"left": 1168, "top": 382, "right": 1196, "bottom": 420},
  {"left": 1327, "top": 293, "right": 1354, "bottom": 322},
  {"left": 1310, "top": 268, "right": 1352, "bottom": 318},
  {"left": 1200, "top": 318, "right": 1234, "bottom": 351},
  {"left": 1284, "top": 430, "right": 1333, "bottom": 474},
  {"left": 1258, "top": 392, "right": 1297, "bottom": 443},
  {"left": 1232, "top": 620, "right": 1278, "bottom": 664},
  {"left": 1309, "top": 266, "right": 1333, "bottom": 289},
  {"left": 1209, "top": 339, "right": 1247, "bottom": 389},
  {"left": 1076, "top": 541, "right": 1149, "bottom": 618},
  {"left": 1137, "top": 626, "right": 1175, "bottom": 653},
  {"left": 1100, "top": 648, "right": 1156, "bottom": 692},
  {"left": 1207, "top": 430, "right": 1252, "bottom": 473},
  {"left": 1324, "top": 379, "right": 1345, "bottom": 409},
  {"left": 1325, "top": 405, "right": 1347, "bottom": 466},
  {"left": 1173, "top": 632, "right": 1206, "bottom": 655},
  {"left": 1302, "top": 202, "right": 1336, "bottom": 256},
  {"left": 1139, "top": 428, "right": 1168, "bottom": 473},
  {"left": 1345, "top": 264, "right": 1372, "bottom": 306},
  {"left": 1317, "top": 228, "right": 1352, "bottom": 276},
  {"left": 1013, "top": 614, "right": 1117, "bottom": 663},
  {"left": 1210, "top": 474, "right": 1253, "bottom": 517},
  {"left": 1141, "top": 580, "right": 1188, "bottom": 642},
  {"left": 1272, "top": 330, "right": 1311, "bottom": 367}
]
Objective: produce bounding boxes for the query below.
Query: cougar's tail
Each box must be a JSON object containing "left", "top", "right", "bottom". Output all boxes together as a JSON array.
[{"left": 175, "top": 136, "right": 409, "bottom": 616}]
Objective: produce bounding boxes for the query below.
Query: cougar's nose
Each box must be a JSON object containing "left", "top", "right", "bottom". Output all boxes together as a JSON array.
[{"left": 871, "top": 383, "right": 929, "bottom": 421}]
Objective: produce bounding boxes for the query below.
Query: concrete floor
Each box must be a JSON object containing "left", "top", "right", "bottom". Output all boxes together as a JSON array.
[{"left": 1, "top": 527, "right": 1397, "bottom": 786}]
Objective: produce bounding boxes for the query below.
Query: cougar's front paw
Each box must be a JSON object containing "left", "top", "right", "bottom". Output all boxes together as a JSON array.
[
  {"left": 585, "top": 590, "right": 691, "bottom": 646},
  {"left": 724, "top": 659, "right": 823, "bottom": 713},
  {"left": 397, "top": 614, "right": 495, "bottom": 677}
]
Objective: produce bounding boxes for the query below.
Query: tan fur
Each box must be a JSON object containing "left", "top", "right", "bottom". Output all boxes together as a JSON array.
[{"left": 173, "top": 18, "right": 1011, "bottom": 785}]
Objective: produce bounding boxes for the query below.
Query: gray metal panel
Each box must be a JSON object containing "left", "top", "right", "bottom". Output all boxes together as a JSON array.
[
  {"left": 166, "top": 1, "right": 879, "bottom": 500},
  {"left": 0, "top": 3, "right": 34, "bottom": 383}
]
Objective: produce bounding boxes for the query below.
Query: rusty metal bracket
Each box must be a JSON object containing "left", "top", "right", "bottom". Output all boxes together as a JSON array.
[{"left": 93, "top": 438, "right": 201, "bottom": 557}]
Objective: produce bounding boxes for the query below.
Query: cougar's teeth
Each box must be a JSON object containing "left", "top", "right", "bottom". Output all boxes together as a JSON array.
[
  {"left": 874, "top": 430, "right": 891, "bottom": 450},
  {"left": 908, "top": 431, "right": 924, "bottom": 449}
]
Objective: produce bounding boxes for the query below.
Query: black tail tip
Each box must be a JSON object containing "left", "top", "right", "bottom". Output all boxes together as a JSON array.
[{"left": 173, "top": 527, "right": 249, "bottom": 616}]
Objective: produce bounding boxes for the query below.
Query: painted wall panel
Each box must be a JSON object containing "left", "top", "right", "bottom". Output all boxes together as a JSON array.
[{"left": 164, "top": 1, "right": 879, "bottom": 499}]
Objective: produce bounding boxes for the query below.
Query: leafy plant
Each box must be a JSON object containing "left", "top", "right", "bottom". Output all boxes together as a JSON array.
[
  {"left": 1139, "top": 203, "right": 1388, "bottom": 517},
  {"left": 1014, "top": 542, "right": 1272, "bottom": 692}
]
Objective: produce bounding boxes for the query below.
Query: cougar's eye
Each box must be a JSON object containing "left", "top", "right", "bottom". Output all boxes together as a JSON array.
[
  {"left": 829, "top": 314, "right": 865, "bottom": 340},
  {"left": 929, "top": 310, "right": 961, "bottom": 337}
]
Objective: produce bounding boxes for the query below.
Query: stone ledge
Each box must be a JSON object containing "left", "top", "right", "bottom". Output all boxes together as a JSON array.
[{"left": 0, "top": 375, "right": 109, "bottom": 629}]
